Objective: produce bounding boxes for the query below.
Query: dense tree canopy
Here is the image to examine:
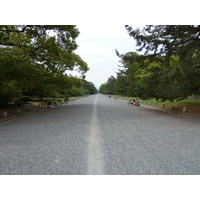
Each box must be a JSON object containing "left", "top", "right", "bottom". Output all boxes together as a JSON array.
[
  {"left": 82, "top": 80, "right": 97, "bottom": 95},
  {"left": 100, "top": 25, "right": 200, "bottom": 101},
  {"left": 0, "top": 25, "right": 91, "bottom": 107},
  {"left": 125, "top": 25, "right": 200, "bottom": 61},
  {"left": 0, "top": 25, "right": 88, "bottom": 75}
]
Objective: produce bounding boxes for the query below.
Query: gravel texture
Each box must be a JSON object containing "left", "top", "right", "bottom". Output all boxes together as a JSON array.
[{"left": 0, "top": 94, "right": 200, "bottom": 175}]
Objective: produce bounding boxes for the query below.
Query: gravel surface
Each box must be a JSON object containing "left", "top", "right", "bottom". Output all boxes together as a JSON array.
[{"left": 0, "top": 94, "right": 200, "bottom": 175}]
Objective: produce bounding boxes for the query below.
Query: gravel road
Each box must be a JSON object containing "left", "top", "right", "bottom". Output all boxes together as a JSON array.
[{"left": 0, "top": 94, "right": 200, "bottom": 175}]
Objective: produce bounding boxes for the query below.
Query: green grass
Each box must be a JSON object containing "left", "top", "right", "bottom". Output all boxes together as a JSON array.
[
  {"left": 114, "top": 95, "right": 200, "bottom": 109},
  {"left": 143, "top": 99, "right": 200, "bottom": 109}
]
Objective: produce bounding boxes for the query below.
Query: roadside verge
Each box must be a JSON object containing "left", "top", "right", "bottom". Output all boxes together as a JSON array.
[
  {"left": 116, "top": 96, "right": 200, "bottom": 119},
  {"left": 0, "top": 108, "right": 46, "bottom": 125}
]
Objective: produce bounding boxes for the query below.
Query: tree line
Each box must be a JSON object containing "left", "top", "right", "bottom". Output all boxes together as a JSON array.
[
  {"left": 0, "top": 25, "right": 97, "bottom": 107},
  {"left": 99, "top": 25, "right": 200, "bottom": 101}
]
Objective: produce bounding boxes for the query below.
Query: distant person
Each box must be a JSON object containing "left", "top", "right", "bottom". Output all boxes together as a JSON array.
[
  {"left": 135, "top": 99, "right": 140, "bottom": 106},
  {"left": 64, "top": 97, "right": 69, "bottom": 102}
]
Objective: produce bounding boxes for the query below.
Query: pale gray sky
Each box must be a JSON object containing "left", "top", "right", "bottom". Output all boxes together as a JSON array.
[{"left": 72, "top": 24, "right": 141, "bottom": 89}]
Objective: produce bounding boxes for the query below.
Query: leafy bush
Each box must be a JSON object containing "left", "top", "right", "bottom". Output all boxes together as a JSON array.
[
  {"left": 59, "top": 94, "right": 66, "bottom": 98},
  {"left": 0, "top": 80, "right": 21, "bottom": 108},
  {"left": 0, "top": 96, "right": 10, "bottom": 108},
  {"left": 17, "top": 96, "right": 32, "bottom": 102},
  {"left": 69, "top": 86, "right": 85, "bottom": 97},
  {"left": 51, "top": 91, "right": 65, "bottom": 98},
  {"left": 14, "top": 100, "right": 24, "bottom": 107}
]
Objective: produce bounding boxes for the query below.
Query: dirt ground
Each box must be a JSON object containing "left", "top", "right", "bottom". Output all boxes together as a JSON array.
[
  {"left": 150, "top": 103, "right": 200, "bottom": 117},
  {"left": 0, "top": 104, "right": 43, "bottom": 121}
]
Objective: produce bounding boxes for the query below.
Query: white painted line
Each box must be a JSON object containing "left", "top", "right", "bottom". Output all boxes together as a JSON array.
[{"left": 87, "top": 95, "right": 104, "bottom": 175}]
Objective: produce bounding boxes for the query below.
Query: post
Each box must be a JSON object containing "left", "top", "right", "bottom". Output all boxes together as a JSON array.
[
  {"left": 162, "top": 104, "right": 165, "bottom": 108},
  {"left": 171, "top": 105, "right": 174, "bottom": 109},
  {"left": 3, "top": 111, "right": 7, "bottom": 117},
  {"left": 17, "top": 108, "right": 21, "bottom": 114},
  {"left": 183, "top": 107, "right": 188, "bottom": 112}
]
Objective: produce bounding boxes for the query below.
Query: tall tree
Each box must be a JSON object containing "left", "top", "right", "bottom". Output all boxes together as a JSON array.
[
  {"left": 0, "top": 25, "right": 89, "bottom": 107},
  {"left": 82, "top": 80, "right": 97, "bottom": 94},
  {"left": 123, "top": 25, "right": 200, "bottom": 100},
  {"left": 99, "top": 76, "right": 117, "bottom": 94},
  {"left": 0, "top": 25, "right": 88, "bottom": 75},
  {"left": 125, "top": 25, "right": 200, "bottom": 61}
]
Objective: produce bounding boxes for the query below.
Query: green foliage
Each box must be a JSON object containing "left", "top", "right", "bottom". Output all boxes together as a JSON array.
[
  {"left": 124, "top": 25, "right": 200, "bottom": 99},
  {"left": 14, "top": 100, "right": 24, "bottom": 107},
  {"left": 17, "top": 96, "right": 32, "bottom": 102},
  {"left": 69, "top": 86, "right": 85, "bottom": 97},
  {"left": 0, "top": 80, "right": 22, "bottom": 108},
  {"left": 0, "top": 25, "right": 88, "bottom": 74},
  {"left": 0, "top": 25, "right": 90, "bottom": 106},
  {"left": 51, "top": 92, "right": 66, "bottom": 98},
  {"left": 82, "top": 80, "right": 97, "bottom": 94},
  {"left": 102, "top": 25, "right": 200, "bottom": 101},
  {"left": 99, "top": 76, "right": 117, "bottom": 94},
  {"left": 68, "top": 79, "right": 97, "bottom": 97}
]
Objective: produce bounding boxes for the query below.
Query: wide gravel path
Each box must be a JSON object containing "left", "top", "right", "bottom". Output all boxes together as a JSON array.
[{"left": 0, "top": 94, "right": 200, "bottom": 174}]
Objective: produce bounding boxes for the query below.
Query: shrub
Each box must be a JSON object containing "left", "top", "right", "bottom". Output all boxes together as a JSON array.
[
  {"left": 58, "top": 94, "right": 66, "bottom": 98},
  {"left": 17, "top": 96, "right": 32, "bottom": 102},
  {"left": 14, "top": 100, "right": 24, "bottom": 107},
  {"left": 0, "top": 80, "right": 22, "bottom": 108},
  {"left": 51, "top": 92, "right": 66, "bottom": 98}
]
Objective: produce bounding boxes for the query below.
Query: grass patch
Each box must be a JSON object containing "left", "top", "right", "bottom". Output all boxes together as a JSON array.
[{"left": 114, "top": 95, "right": 200, "bottom": 116}]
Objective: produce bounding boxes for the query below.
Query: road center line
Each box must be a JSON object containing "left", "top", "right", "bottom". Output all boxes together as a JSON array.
[{"left": 87, "top": 95, "right": 104, "bottom": 175}]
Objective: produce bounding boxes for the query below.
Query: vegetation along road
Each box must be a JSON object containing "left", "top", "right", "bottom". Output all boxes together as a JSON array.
[{"left": 0, "top": 94, "right": 200, "bottom": 175}]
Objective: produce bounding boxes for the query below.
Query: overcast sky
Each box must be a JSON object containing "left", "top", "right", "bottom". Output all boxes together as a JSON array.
[{"left": 72, "top": 24, "right": 140, "bottom": 89}]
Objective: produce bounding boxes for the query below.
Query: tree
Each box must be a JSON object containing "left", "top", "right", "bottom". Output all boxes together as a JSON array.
[
  {"left": 99, "top": 83, "right": 107, "bottom": 94},
  {"left": 0, "top": 25, "right": 88, "bottom": 73},
  {"left": 113, "top": 72, "right": 128, "bottom": 95},
  {"left": 99, "top": 76, "right": 117, "bottom": 94},
  {"left": 122, "top": 25, "right": 200, "bottom": 100},
  {"left": 125, "top": 25, "right": 200, "bottom": 60},
  {"left": 0, "top": 25, "right": 89, "bottom": 107},
  {"left": 82, "top": 80, "right": 97, "bottom": 94},
  {"left": 116, "top": 51, "right": 194, "bottom": 101}
]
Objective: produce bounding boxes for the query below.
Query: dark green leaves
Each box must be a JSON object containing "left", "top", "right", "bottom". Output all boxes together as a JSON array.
[{"left": 0, "top": 25, "right": 89, "bottom": 107}]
